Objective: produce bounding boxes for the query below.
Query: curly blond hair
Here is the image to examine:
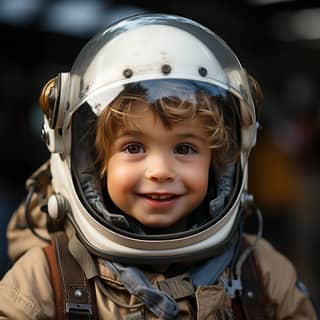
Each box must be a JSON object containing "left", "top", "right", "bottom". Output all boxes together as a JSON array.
[{"left": 96, "top": 89, "right": 239, "bottom": 177}]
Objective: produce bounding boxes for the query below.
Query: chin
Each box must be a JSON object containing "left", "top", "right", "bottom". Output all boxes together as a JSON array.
[
  {"left": 142, "top": 221, "right": 173, "bottom": 229},
  {"left": 138, "top": 217, "right": 178, "bottom": 229}
]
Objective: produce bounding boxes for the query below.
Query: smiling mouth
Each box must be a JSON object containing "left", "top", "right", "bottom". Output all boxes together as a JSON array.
[{"left": 139, "top": 193, "right": 180, "bottom": 201}]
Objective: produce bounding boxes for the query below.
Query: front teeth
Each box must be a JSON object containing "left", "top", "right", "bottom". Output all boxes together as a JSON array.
[{"left": 147, "top": 194, "right": 174, "bottom": 200}]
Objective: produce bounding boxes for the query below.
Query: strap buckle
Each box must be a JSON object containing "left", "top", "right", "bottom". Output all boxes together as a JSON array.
[
  {"left": 221, "top": 277, "right": 242, "bottom": 298},
  {"left": 157, "top": 273, "right": 194, "bottom": 300},
  {"left": 66, "top": 302, "right": 93, "bottom": 319}
]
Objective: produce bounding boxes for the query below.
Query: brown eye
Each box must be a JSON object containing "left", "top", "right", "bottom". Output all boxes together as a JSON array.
[
  {"left": 174, "top": 144, "right": 197, "bottom": 155},
  {"left": 124, "top": 143, "right": 145, "bottom": 154}
]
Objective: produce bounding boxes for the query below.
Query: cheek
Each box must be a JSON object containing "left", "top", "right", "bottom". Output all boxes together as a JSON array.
[
  {"left": 192, "top": 170, "right": 209, "bottom": 197},
  {"left": 106, "top": 158, "right": 139, "bottom": 200},
  {"left": 107, "top": 160, "right": 127, "bottom": 210},
  {"left": 107, "top": 159, "right": 126, "bottom": 189},
  {"left": 183, "top": 160, "right": 210, "bottom": 197}
]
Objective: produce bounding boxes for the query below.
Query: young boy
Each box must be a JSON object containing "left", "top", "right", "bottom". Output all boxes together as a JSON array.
[{"left": 0, "top": 13, "right": 317, "bottom": 319}]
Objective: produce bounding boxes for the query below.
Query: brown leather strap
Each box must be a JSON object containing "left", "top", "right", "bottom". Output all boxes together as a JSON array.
[
  {"left": 232, "top": 239, "right": 270, "bottom": 319},
  {"left": 44, "top": 240, "right": 65, "bottom": 319},
  {"left": 241, "top": 253, "right": 266, "bottom": 319},
  {"left": 43, "top": 232, "right": 97, "bottom": 320}
]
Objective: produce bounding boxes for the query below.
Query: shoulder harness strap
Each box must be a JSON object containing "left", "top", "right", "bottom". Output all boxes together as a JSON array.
[
  {"left": 43, "top": 232, "right": 98, "bottom": 320},
  {"left": 232, "top": 238, "right": 271, "bottom": 320}
]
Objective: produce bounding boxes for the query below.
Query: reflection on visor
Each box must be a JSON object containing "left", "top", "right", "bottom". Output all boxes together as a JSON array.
[
  {"left": 86, "top": 79, "right": 235, "bottom": 117},
  {"left": 122, "top": 79, "right": 229, "bottom": 105}
]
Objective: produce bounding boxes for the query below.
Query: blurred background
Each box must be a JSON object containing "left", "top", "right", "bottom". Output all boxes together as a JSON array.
[{"left": 0, "top": 0, "right": 319, "bottom": 306}]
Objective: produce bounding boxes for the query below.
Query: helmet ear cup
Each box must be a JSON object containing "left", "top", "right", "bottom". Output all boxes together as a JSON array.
[
  {"left": 39, "top": 76, "right": 60, "bottom": 129},
  {"left": 38, "top": 73, "right": 69, "bottom": 153},
  {"left": 39, "top": 73, "right": 69, "bottom": 129}
]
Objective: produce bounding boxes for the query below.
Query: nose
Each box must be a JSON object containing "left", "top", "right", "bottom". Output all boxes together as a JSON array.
[{"left": 145, "top": 155, "right": 175, "bottom": 182}]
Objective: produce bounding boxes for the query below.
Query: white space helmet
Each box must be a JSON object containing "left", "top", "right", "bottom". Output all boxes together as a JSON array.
[{"left": 39, "top": 13, "right": 261, "bottom": 264}]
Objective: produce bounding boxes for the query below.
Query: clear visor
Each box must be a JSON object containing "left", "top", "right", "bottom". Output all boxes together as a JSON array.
[
  {"left": 86, "top": 78, "right": 236, "bottom": 116},
  {"left": 70, "top": 79, "right": 241, "bottom": 238}
]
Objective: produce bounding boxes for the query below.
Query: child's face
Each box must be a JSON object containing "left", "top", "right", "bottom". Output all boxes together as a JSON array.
[{"left": 106, "top": 103, "right": 211, "bottom": 228}]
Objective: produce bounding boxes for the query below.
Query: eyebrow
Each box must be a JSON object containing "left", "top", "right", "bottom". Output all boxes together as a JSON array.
[
  {"left": 116, "top": 129, "right": 144, "bottom": 138},
  {"left": 116, "top": 130, "right": 208, "bottom": 144},
  {"left": 175, "top": 133, "right": 208, "bottom": 144}
]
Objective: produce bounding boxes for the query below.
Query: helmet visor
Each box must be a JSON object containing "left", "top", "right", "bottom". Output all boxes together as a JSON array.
[{"left": 70, "top": 78, "right": 241, "bottom": 240}]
